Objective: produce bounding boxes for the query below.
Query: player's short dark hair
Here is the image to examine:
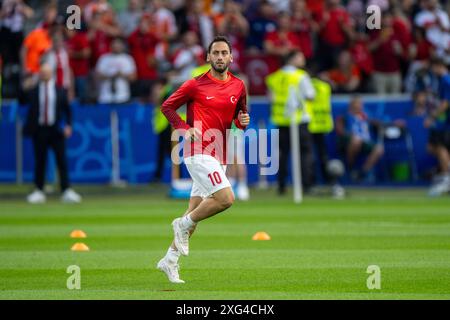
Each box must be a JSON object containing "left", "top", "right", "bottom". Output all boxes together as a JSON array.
[{"left": 207, "top": 36, "right": 232, "bottom": 54}]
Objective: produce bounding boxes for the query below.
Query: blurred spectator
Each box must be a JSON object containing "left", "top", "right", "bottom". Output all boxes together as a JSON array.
[
  {"left": 412, "top": 90, "right": 432, "bottom": 116},
  {"left": 0, "top": 0, "right": 33, "bottom": 65},
  {"left": 367, "top": 0, "right": 390, "bottom": 11},
  {"left": 265, "top": 50, "right": 316, "bottom": 195},
  {"left": 393, "top": 4, "right": 414, "bottom": 76},
  {"left": 149, "top": 0, "right": 179, "bottom": 42},
  {"left": 290, "top": 0, "right": 317, "bottom": 60},
  {"left": 21, "top": 3, "right": 58, "bottom": 88},
  {"left": 83, "top": 0, "right": 112, "bottom": 24},
  {"left": 43, "top": 32, "right": 73, "bottom": 102},
  {"left": 316, "top": 0, "right": 354, "bottom": 71},
  {"left": 368, "top": 11, "right": 404, "bottom": 94},
  {"left": 176, "top": 0, "right": 213, "bottom": 49},
  {"left": 8, "top": 0, "right": 450, "bottom": 101},
  {"left": 308, "top": 73, "right": 345, "bottom": 198},
  {"left": 405, "top": 27, "right": 435, "bottom": 93},
  {"left": 392, "top": 4, "right": 413, "bottom": 54},
  {"left": 128, "top": 13, "right": 159, "bottom": 100},
  {"left": 118, "top": 0, "right": 144, "bottom": 37},
  {"left": 95, "top": 38, "right": 137, "bottom": 104},
  {"left": 349, "top": 32, "right": 374, "bottom": 92},
  {"left": 266, "top": 0, "right": 289, "bottom": 13},
  {"left": 426, "top": 57, "right": 450, "bottom": 196},
  {"left": 264, "top": 12, "right": 302, "bottom": 59},
  {"left": 239, "top": 0, "right": 261, "bottom": 21},
  {"left": 346, "top": 0, "right": 365, "bottom": 32},
  {"left": 409, "top": 27, "right": 435, "bottom": 63},
  {"left": 320, "top": 50, "right": 361, "bottom": 93},
  {"left": 246, "top": 0, "right": 276, "bottom": 53},
  {"left": 215, "top": 0, "right": 249, "bottom": 72},
  {"left": 336, "top": 96, "right": 384, "bottom": 183},
  {"left": 306, "top": 0, "right": 325, "bottom": 20},
  {"left": 414, "top": 0, "right": 450, "bottom": 64},
  {"left": 87, "top": 8, "right": 122, "bottom": 67},
  {"left": 23, "top": 63, "right": 81, "bottom": 204},
  {"left": 65, "top": 27, "right": 91, "bottom": 103},
  {"left": 169, "top": 31, "right": 204, "bottom": 86}
]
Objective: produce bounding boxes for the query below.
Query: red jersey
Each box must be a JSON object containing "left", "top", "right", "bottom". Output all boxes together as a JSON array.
[
  {"left": 161, "top": 70, "right": 248, "bottom": 163},
  {"left": 66, "top": 31, "right": 90, "bottom": 77}
]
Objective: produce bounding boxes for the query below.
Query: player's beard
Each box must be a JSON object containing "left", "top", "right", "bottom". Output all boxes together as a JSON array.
[{"left": 211, "top": 60, "right": 230, "bottom": 74}]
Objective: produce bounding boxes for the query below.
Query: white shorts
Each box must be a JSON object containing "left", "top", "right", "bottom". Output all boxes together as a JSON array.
[{"left": 185, "top": 154, "right": 232, "bottom": 199}]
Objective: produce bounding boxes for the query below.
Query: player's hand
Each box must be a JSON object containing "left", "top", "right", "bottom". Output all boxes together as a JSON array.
[
  {"left": 238, "top": 111, "right": 250, "bottom": 127},
  {"left": 185, "top": 127, "right": 202, "bottom": 141}
]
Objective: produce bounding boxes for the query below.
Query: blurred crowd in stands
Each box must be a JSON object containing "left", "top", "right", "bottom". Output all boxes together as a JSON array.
[
  {"left": 1, "top": 0, "right": 449, "bottom": 196},
  {"left": 0, "top": 0, "right": 449, "bottom": 104}
]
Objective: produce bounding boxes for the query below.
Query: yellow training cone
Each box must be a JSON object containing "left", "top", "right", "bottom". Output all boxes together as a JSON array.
[
  {"left": 70, "top": 230, "right": 87, "bottom": 238},
  {"left": 71, "top": 243, "right": 90, "bottom": 251},
  {"left": 252, "top": 232, "right": 271, "bottom": 241}
]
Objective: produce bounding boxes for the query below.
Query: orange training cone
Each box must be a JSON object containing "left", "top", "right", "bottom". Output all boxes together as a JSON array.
[
  {"left": 70, "top": 230, "right": 87, "bottom": 238},
  {"left": 71, "top": 243, "right": 90, "bottom": 251},
  {"left": 252, "top": 232, "right": 271, "bottom": 241}
]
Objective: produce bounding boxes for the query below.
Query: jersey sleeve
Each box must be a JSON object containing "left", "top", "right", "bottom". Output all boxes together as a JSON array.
[
  {"left": 161, "top": 79, "right": 196, "bottom": 130},
  {"left": 233, "top": 83, "right": 249, "bottom": 130}
]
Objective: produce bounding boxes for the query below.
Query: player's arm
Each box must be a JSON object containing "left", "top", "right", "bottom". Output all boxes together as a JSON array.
[
  {"left": 161, "top": 80, "right": 195, "bottom": 131},
  {"left": 161, "top": 79, "right": 201, "bottom": 140},
  {"left": 234, "top": 86, "right": 250, "bottom": 130}
]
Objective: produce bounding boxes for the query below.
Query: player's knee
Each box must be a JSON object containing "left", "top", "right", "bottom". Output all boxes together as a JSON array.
[{"left": 217, "top": 192, "right": 234, "bottom": 210}]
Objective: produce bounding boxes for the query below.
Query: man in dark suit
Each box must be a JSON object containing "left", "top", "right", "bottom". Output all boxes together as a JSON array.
[{"left": 23, "top": 63, "right": 81, "bottom": 203}]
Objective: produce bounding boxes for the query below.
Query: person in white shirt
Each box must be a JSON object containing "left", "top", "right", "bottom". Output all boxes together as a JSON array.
[
  {"left": 414, "top": 0, "right": 450, "bottom": 63},
  {"left": 170, "top": 31, "right": 204, "bottom": 85},
  {"left": 96, "top": 38, "right": 137, "bottom": 104},
  {"left": 148, "top": 0, "right": 178, "bottom": 41}
]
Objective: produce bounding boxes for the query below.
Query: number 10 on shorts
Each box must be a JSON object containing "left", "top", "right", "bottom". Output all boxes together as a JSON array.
[{"left": 208, "top": 171, "right": 222, "bottom": 186}]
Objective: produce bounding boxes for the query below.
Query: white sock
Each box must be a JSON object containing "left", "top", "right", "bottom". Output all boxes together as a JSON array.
[
  {"left": 180, "top": 214, "right": 196, "bottom": 230},
  {"left": 165, "top": 247, "right": 180, "bottom": 264}
]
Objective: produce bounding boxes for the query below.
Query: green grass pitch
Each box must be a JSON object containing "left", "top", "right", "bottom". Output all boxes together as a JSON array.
[{"left": 0, "top": 185, "right": 449, "bottom": 299}]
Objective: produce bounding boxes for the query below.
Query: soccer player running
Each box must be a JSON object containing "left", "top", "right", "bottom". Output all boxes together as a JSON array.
[{"left": 157, "top": 36, "right": 250, "bottom": 283}]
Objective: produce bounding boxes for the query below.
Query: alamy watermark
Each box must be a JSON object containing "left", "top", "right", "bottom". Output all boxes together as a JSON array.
[
  {"left": 65, "top": 4, "right": 383, "bottom": 30},
  {"left": 66, "top": 265, "right": 81, "bottom": 290},
  {"left": 366, "top": 265, "right": 381, "bottom": 290},
  {"left": 366, "top": 5, "right": 382, "bottom": 30},
  {"left": 170, "top": 123, "right": 279, "bottom": 176},
  {"left": 65, "top": 5, "right": 81, "bottom": 30}
]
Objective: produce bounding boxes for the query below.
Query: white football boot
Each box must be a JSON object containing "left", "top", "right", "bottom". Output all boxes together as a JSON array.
[
  {"left": 157, "top": 258, "right": 185, "bottom": 283},
  {"left": 172, "top": 218, "right": 190, "bottom": 256},
  {"left": 237, "top": 183, "right": 250, "bottom": 201},
  {"left": 27, "top": 190, "right": 46, "bottom": 204},
  {"left": 61, "top": 189, "right": 82, "bottom": 203}
]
